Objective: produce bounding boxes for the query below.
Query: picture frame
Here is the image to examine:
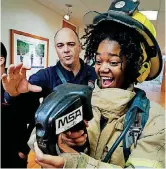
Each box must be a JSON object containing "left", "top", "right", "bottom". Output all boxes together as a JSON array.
[{"left": 10, "top": 29, "right": 49, "bottom": 78}]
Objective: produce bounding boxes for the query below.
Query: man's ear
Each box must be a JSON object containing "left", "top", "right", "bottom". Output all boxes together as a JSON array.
[{"left": 0, "top": 57, "right": 5, "bottom": 66}]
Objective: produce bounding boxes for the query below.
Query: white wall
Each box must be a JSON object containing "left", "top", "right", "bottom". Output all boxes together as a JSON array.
[{"left": 1, "top": 0, "right": 85, "bottom": 67}]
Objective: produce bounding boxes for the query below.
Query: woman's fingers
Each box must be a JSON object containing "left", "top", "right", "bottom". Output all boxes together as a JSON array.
[
  {"left": 36, "top": 153, "right": 64, "bottom": 167},
  {"left": 73, "top": 134, "right": 87, "bottom": 145},
  {"left": 66, "top": 130, "right": 84, "bottom": 139},
  {"left": 34, "top": 142, "right": 65, "bottom": 168},
  {"left": 61, "top": 132, "right": 87, "bottom": 146},
  {"left": 61, "top": 130, "right": 85, "bottom": 146},
  {"left": 34, "top": 142, "right": 43, "bottom": 158},
  {"left": 61, "top": 133, "right": 76, "bottom": 146},
  {"left": 58, "top": 135, "right": 78, "bottom": 153},
  {"left": 35, "top": 159, "right": 54, "bottom": 168}
]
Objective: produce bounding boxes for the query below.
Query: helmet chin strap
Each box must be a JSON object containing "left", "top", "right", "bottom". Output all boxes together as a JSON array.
[
  {"left": 137, "top": 61, "right": 151, "bottom": 82},
  {"left": 137, "top": 44, "right": 151, "bottom": 83}
]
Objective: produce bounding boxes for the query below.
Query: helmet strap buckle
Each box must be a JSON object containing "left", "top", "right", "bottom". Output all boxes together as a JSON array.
[{"left": 137, "top": 62, "right": 151, "bottom": 82}]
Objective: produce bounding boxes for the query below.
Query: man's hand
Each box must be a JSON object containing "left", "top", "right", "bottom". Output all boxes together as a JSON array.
[
  {"left": 2, "top": 63, "right": 42, "bottom": 96},
  {"left": 34, "top": 142, "right": 65, "bottom": 168}
]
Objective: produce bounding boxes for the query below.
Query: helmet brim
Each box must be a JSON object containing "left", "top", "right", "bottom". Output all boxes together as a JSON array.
[{"left": 83, "top": 11, "right": 162, "bottom": 81}]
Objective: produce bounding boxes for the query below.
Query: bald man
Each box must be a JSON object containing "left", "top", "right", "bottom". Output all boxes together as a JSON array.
[
  {"left": 2, "top": 28, "right": 96, "bottom": 161},
  {"left": 2, "top": 28, "right": 96, "bottom": 97}
]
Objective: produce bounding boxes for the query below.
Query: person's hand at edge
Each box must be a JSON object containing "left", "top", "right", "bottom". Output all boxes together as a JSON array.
[
  {"left": 18, "top": 152, "right": 27, "bottom": 160},
  {"left": 2, "top": 63, "right": 42, "bottom": 96}
]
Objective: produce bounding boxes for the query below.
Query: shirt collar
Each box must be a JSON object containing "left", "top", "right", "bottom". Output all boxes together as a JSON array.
[{"left": 56, "top": 59, "right": 88, "bottom": 82}]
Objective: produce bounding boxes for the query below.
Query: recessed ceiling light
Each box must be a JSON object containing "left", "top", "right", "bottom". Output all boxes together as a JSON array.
[{"left": 140, "top": 11, "right": 158, "bottom": 20}]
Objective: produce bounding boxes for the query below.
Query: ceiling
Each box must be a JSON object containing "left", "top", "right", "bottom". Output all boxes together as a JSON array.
[{"left": 34, "top": 0, "right": 165, "bottom": 53}]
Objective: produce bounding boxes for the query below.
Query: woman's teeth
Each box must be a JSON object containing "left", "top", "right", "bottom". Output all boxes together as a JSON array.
[{"left": 102, "top": 77, "right": 113, "bottom": 86}]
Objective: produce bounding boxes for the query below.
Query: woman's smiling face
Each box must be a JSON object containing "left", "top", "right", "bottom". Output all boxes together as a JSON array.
[{"left": 95, "top": 39, "right": 126, "bottom": 89}]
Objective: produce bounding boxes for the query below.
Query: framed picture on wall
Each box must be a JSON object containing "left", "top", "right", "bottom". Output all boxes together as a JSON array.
[
  {"left": 62, "top": 20, "right": 77, "bottom": 32},
  {"left": 10, "top": 29, "right": 49, "bottom": 79}
]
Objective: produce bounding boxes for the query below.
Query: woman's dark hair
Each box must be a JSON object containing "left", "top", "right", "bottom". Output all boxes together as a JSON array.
[{"left": 82, "top": 21, "right": 147, "bottom": 88}]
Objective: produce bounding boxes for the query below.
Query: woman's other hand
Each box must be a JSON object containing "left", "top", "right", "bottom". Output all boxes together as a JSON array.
[{"left": 34, "top": 142, "right": 64, "bottom": 168}]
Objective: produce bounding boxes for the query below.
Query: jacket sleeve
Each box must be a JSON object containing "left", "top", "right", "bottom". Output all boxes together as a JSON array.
[
  {"left": 125, "top": 101, "right": 165, "bottom": 168},
  {"left": 61, "top": 153, "right": 122, "bottom": 168}
]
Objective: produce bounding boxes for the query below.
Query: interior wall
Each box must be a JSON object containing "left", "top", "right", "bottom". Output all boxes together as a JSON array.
[
  {"left": 78, "top": 26, "right": 86, "bottom": 60},
  {"left": 1, "top": 0, "right": 85, "bottom": 67}
]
